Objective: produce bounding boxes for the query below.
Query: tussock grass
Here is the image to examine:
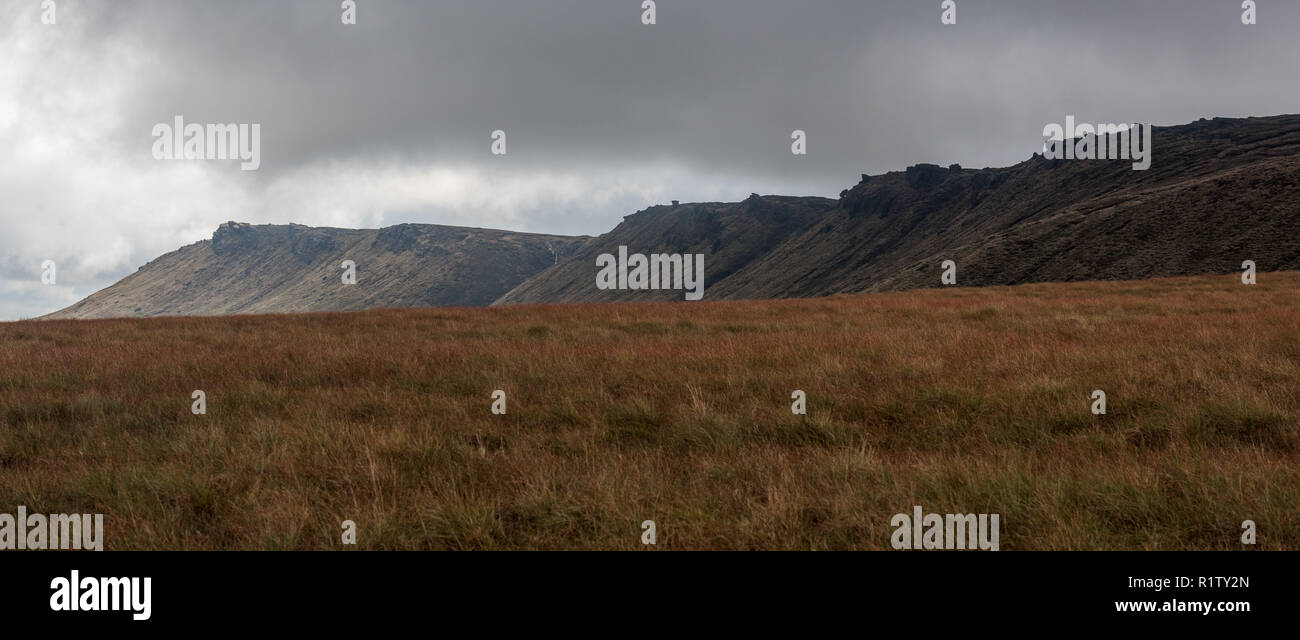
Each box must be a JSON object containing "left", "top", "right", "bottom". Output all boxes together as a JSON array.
[{"left": 1, "top": 272, "right": 1298, "bottom": 549}]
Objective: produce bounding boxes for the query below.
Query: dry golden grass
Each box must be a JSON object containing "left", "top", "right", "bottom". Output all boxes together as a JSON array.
[{"left": 2, "top": 272, "right": 1298, "bottom": 549}]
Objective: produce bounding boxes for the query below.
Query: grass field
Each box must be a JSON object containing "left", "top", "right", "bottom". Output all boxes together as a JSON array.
[{"left": 2, "top": 272, "right": 1298, "bottom": 550}]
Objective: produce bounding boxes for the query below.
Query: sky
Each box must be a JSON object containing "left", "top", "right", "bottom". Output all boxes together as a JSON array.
[{"left": 2, "top": 0, "right": 1298, "bottom": 319}]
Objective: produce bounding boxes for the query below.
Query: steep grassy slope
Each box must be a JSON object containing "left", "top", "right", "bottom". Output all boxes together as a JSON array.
[
  {"left": 4, "top": 271, "right": 1298, "bottom": 549},
  {"left": 45, "top": 222, "right": 589, "bottom": 318}
]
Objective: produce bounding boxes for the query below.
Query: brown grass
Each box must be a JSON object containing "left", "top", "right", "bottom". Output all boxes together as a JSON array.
[{"left": 2, "top": 272, "right": 1298, "bottom": 549}]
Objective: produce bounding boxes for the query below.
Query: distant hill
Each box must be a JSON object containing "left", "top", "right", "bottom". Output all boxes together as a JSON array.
[
  {"left": 496, "top": 114, "right": 1300, "bottom": 305},
  {"left": 44, "top": 222, "right": 588, "bottom": 319},
  {"left": 46, "top": 114, "right": 1300, "bottom": 318}
]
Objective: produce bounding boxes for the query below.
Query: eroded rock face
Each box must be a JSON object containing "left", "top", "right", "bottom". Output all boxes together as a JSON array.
[
  {"left": 291, "top": 227, "right": 337, "bottom": 262},
  {"left": 905, "top": 163, "right": 948, "bottom": 190},
  {"left": 374, "top": 224, "right": 425, "bottom": 254},
  {"left": 212, "top": 221, "right": 258, "bottom": 256}
]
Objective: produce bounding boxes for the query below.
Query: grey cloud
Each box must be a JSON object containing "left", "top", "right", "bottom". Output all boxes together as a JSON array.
[{"left": 97, "top": 0, "right": 1300, "bottom": 181}]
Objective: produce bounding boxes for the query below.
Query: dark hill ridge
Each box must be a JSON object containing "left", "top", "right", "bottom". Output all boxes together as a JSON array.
[
  {"left": 45, "top": 114, "right": 1300, "bottom": 318},
  {"left": 494, "top": 195, "right": 840, "bottom": 304},
  {"left": 45, "top": 222, "right": 589, "bottom": 319},
  {"left": 496, "top": 114, "right": 1300, "bottom": 304}
]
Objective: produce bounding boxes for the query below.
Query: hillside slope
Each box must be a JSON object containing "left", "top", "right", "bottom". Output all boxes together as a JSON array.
[
  {"left": 496, "top": 115, "right": 1300, "bottom": 305},
  {"left": 45, "top": 222, "right": 588, "bottom": 319}
]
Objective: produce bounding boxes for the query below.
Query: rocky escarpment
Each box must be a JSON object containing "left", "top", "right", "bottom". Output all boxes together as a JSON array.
[
  {"left": 498, "top": 114, "right": 1300, "bottom": 304},
  {"left": 45, "top": 114, "right": 1300, "bottom": 317}
]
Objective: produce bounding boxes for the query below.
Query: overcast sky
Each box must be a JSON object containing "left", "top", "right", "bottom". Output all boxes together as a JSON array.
[{"left": 3, "top": 0, "right": 1298, "bottom": 319}]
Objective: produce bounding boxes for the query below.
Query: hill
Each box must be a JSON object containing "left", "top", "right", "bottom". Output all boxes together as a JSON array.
[
  {"left": 498, "top": 115, "right": 1300, "bottom": 304},
  {"left": 45, "top": 222, "right": 589, "bottom": 319},
  {"left": 45, "top": 114, "right": 1300, "bottom": 317}
]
